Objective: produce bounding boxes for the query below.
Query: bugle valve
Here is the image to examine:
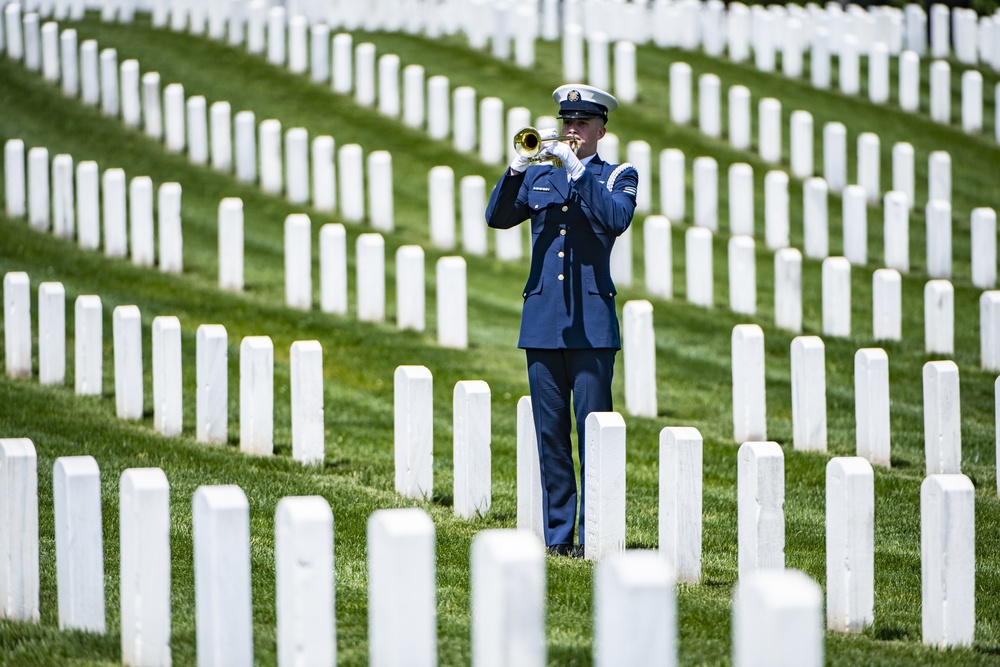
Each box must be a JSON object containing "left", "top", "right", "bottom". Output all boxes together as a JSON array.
[{"left": 513, "top": 126, "right": 579, "bottom": 168}]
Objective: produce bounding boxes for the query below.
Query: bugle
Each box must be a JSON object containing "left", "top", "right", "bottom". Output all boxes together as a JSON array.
[{"left": 513, "top": 126, "right": 579, "bottom": 167}]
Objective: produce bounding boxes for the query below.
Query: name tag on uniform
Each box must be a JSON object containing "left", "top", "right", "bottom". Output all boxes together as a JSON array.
[{"left": 532, "top": 186, "right": 551, "bottom": 192}]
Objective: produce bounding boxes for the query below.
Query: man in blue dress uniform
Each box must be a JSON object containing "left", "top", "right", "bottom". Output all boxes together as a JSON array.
[{"left": 485, "top": 84, "right": 638, "bottom": 556}]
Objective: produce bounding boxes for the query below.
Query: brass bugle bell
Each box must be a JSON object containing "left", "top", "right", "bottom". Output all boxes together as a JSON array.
[{"left": 513, "top": 126, "right": 579, "bottom": 167}]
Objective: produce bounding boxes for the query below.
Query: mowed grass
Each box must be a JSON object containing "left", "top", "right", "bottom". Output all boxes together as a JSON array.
[{"left": 0, "top": 12, "right": 999, "bottom": 666}]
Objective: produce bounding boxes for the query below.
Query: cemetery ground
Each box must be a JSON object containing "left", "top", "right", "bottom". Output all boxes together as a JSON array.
[{"left": 2, "top": 12, "right": 1000, "bottom": 667}]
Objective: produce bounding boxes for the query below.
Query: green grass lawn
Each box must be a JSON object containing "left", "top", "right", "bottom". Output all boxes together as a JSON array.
[{"left": 1, "top": 12, "right": 1000, "bottom": 666}]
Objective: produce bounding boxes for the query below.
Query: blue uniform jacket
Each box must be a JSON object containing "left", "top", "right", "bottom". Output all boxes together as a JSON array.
[{"left": 485, "top": 155, "right": 638, "bottom": 350}]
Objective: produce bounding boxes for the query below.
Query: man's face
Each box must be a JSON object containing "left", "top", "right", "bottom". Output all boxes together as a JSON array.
[{"left": 560, "top": 117, "right": 606, "bottom": 159}]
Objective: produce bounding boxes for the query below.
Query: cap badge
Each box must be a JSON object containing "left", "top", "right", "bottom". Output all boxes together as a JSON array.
[{"left": 567, "top": 90, "right": 581, "bottom": 102}]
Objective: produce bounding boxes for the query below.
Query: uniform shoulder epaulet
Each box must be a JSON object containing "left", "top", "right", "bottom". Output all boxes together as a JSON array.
[{"left": 606, "top": 162, "right": 637, "bottom": 193}]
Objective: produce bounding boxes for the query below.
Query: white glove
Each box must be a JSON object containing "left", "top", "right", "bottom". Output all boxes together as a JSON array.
[
  {"left": 509, "top": 154, "right": 532, "bottom": 173},
  {"left": 549, "top": 141, "right": 585, "bottom": 180}
]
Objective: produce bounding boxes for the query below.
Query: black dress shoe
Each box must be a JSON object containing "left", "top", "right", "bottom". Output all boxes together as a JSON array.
[
  {"left": 572, "top": 544, "right": 585, "bottom": 559},
  {"left": 547, "top": 544, "right": 573, "bottom": 556}
]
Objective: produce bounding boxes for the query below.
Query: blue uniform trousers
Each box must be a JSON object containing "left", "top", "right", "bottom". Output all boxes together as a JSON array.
[{"left": 526, "top": 347, "right": 617, "bottom": 547}]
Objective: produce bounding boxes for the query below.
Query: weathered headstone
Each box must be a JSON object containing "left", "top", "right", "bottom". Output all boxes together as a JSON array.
[
  {"left": 4, "top": 139, "right": 25, "bottom": 218},
  {"left": 80, "top": 40, "right": 100, "bottom": 105},
  {"left": 367, "top": 150, "right": 394, "bottom": 232},
  {"left": 823, "top": 122, "right": 847, "bottom": 192},
  {"left": 791, "top": 336, "right": 827, "bottom": 452},
  {"left": 378, "top": 53, "right": 400, "bottom": 118},
  {"left": 119, "top": 468, "right": 171, "bottom": 666},
  {"left": 899, "top": 50, "right": 920, "bottom": 111},
  {"left": 51, "top": 154, "right": 74, "bottom": 240},
  {"left": 403, "top": 64, "right": 425, "bottom": 129},
  {"left": 94, "top": 46, "right": 119, "bottom": 99},
  {"left": 27, "top": 146, "right": 49, "bottom": 232},
  {"left": 623, "top": 300, "right": 656, "bottom": 417},
  {"left": 728, "top": 235, "right": 756, "bottom": 315},
  {"left": 929, "top": 60, "right": 951, "bottom": 123},
  {"left": 803, "top": 177, "right": 829, "bottom": 259},
  {"left": 193, "top": 485, "right": 253, "bottom": 666},
  {"left": 209, "top": 101, "right": 232, "bottom": 173},
  {"left": 516, "top": 396, "right": 543, "bottom": 539},
  {"left": 437, "top": 256, "right": 467, "bottom": 349},
  {"left": 157, "top": 182, "right": 182, "bottom": 274},
  {"left": 822, "top": 257, "right": 851, "bottom": 337},
  {"left": 595, "top": 551, "right": 676, "bottom": 666},
  {"left": 873, "top": 268, "right": 902, "bottom": 341},
  {"left": 728, "top": 85, "right": 751, "bottom": 150},
  {"left": 961, "top": 70, "right": 983, "bottom": 132},
  {"left": 367, "top": 508, "right": 436, "bottom": 667},
  {"left": 309, "top": 23, "right": 330, "bottom": 83},
  {"left": 0, "top": 438, "right": 39, "bottom": 622},
  {"left": 643, "top": 215, "right": 672, "bottom": 299},
  {"left": 129, "top": 176, "right": 154, "bottom": 267},
  {"left": 338, "top": 143, "right": 365, "bottom": 222},
  {"left": 453, "top": 86, "right": 477, "bottom": 153},
  {"left": 283, "top": 214, "right": 311, "bottom": 311},
  {"left": 732, "top": 325, "right": 766, "bottom": 443},
  {"left": 74, "top": 295, "right": 102, "bottom": 396},
  {"left": 240, "top": 336, "right": 273, "bottom": 456},
  {"left": 669, "top": 62, "right": 692, "bottom": 125},
  {"left": 826, "top": 457, "right": 874, "bottom": 633},
  {"left": 331, "top": 32, "right": 352, "bottom": 93},
  {"left": 842, "top": 185, "right": 867, "bottom": 266},
  {"left": 187, "top": 95, "right": 208, "bottom": 165},
  {"left": 790, "top": 110, "right": 813, "bottom": 179},
  {"left": 728, "top": 163, "right": 754, "bottom": 236},
  {"left": 699, "top": 74, "right": 721, "bottom": 138},
  {"left": 151, "top": 315, "right": 182, "bottom": 437},
  {"left": 737, "top": 441, "right": 785, "bottom": 578},
  {"left": 733, "top": 569, "right": 823, "bottom": 666},
  {"left": 921, "top": 474, "right": 975, "bottom": 648},
  {"left": 275, "top": 496, "right": 335, "bottom": 666},
  {"left": 258, "top": 118, "right": 283, "bottom": 194},
  {"left": 924, "top": 280, "right": 954, "bottom": 355},
  {"left": 290, "top": 341, "right": 324, "bottom": 465},
  {"left": 585, "top": 412, "right": 627, "bottom": 562},
  {"left": 234, "top": 110, "right": 256, "bottom": 183},
  {"left": 310, "top": 134, "right": 336, "bottom": 212},
  {"left": 319, "top": 223, "right": 347, "bottom": 315},
  {"left": 357, "top": 233, "right": 385, "bottom": 322},
  {"left": 926, "top": 200, "right": 952, "bottom": 279},
  {"left": 971, "top": 208, "right": 997, "bottom": 288},
  {"left": 923, "top": 361, "right": 961, "bottom": 474},
  {"left": 758, "top": 98, "right": 781, "bottom": 164},
  {"left": 196, "top": 324, "right": 228, "bottom": 445},
  {"left": 427, "top": 75, "right": 450, "bottom": 140},
  {"left": 928, "top": 151, "right": 951, "bottom": 204},
  {"left": 396, "top": 245, "right": 425, "bottom": 332},
  {"left": 855, "top": 349, "right": 891, "bottom": 466},
  {"left": 685, "top": 226, "right": 713, "bottom": 307},
  {"left": 868, "top": 42, "right": 889, "bottom": 103},
  {"left": 54, "top": 456, "right": 105, "bottom": 633},
  {"left": 693, "top": 157, "right": 718, "bottom": 231},
  {"left": 658, "top": 427, "right": 702, "bottom": 585},
  {"left": 774, "top": 248, "right": 802, "bottom": 333},
  {"left": 113, "top": 305, "right": 143, "bottom": 420}
]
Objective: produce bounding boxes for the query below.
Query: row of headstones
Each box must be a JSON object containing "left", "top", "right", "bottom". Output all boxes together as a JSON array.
[
  {"left": 4, "top": 140, "right": 185, "bottom": 270},
  {"left": 562, "top": 0, "right": 1000, "bottom": 72},
  {"left": 622, "top": 298, "right": 979, "bottom": 487},
  {"left": 640, "top": 213, "right": 1000, "bottom": 374},
  {"left": 658, "top": 145, "right": 998, "bottom": 291},
  {"left": 669, "top": 61, "right": 971, "bottom": 210},
  {"left": 21, "top": 436, "right": 971, "bottom": 666},
  {"left": 0, "top": 15, "right": 394, "bottom": 226},
  {"left": 1, "top": 272, "right": 333, "bottom": 463}
]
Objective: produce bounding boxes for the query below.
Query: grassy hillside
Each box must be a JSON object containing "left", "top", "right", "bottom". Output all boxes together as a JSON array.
[{"left": 1, "top": 12, "right": 999, "bottom": 666}]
